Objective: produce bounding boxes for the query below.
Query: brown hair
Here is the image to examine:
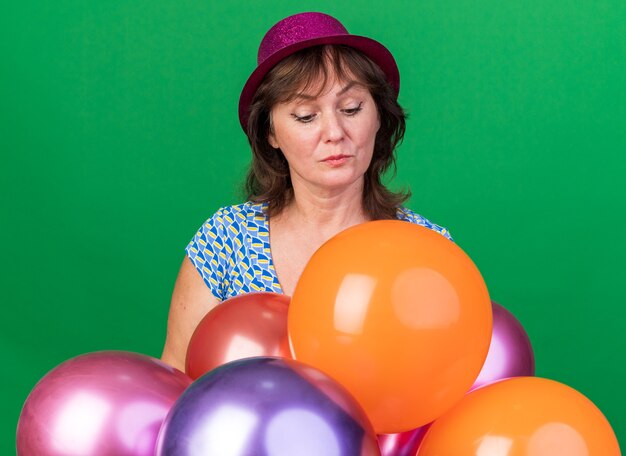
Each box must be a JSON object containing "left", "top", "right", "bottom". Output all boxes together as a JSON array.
[{"left": 244, "top": 44, "right": 410, "bottom": 220}]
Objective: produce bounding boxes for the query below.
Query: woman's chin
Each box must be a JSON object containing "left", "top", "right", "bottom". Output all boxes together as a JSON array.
[{"left": 314, "top": 174, "right": 365, "bottom": 193}]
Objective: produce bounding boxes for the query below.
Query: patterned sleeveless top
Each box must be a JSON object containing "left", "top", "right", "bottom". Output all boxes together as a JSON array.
[{"left": 186, "top": 201, "right": 452, "bottom": 301}]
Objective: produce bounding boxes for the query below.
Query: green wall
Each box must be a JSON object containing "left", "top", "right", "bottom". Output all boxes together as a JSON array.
[{"left": 2, "top": 0, "right": 624, "bottom": 452}]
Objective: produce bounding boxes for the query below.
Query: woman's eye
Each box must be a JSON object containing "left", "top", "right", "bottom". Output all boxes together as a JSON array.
[
  {"left": 292, "top": 113, "right": 316, "bottom": 123},
  {"left": 343, "top": 102, "right": 364, "bottom": 116}
]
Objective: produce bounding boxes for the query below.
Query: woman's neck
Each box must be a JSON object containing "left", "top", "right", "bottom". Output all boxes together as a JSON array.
[
  {"left": 268, "top": 178, "right": 370, "bottom": 296},
  {"left": 280, "top": 178, "right": 369, "bottom": 234}
]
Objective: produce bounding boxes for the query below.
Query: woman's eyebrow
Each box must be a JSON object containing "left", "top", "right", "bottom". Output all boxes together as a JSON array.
[
  {"left": 292, "top": 81, "right": 365, "bottom": 102},
  {"left": 292, "top": 93, "right": 317, "bottom": 101},
  {"left": 336, "top": 81, "right": 362, "bottom": 96}
]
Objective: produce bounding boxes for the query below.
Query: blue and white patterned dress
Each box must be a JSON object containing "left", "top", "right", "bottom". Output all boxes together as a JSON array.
[{"left": 186, "top": 201, "right": 452, "bottom": 301}]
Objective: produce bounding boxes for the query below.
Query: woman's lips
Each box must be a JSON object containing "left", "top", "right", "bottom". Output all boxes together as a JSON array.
[{"left": 322, "top": 155, "right": 352, "bottom": 166}]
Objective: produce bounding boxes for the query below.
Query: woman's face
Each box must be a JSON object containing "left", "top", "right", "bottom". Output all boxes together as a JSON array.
[{"left": 268, "top": 75, "right": 380, "bottom": 196}]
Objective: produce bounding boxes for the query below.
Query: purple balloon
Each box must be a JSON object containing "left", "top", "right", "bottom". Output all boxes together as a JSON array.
[
  {"left": 156, "top": 357, "right": 380, "bottom": 456},
  {"left": 378, "top": 425, "right": 429, "bottom": 456},
  {"left": 17, "top": 351, "right": 192, "bottom": 456},
  {"left": 471, "top": 302, "right": 535, "bottom": 390}
]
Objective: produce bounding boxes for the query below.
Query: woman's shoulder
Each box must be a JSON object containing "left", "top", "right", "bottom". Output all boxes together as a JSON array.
[
  {"left": 218, "top": 201, "right": 266, "bottom": 219},
  {"left": 202, "top": 201, "right": 268, "bottom": 231},
  {"left": 395, "top": 206, "right": 453, "bottom": 241}
]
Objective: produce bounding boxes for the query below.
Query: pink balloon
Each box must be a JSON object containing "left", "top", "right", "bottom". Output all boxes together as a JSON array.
[
  {"left": 471, "top": 302, "right": 535, "bottom": 390},
  {"left": 378, "top": 425, "right": 429, "bottom": 456},
  {"left": 17, "top": 351, "right": 192, "bottom": 456}
]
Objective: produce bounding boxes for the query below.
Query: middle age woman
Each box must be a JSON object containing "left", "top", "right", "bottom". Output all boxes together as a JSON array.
[{"left": 161, "top": 12, "right": 452, "bottom": 372}]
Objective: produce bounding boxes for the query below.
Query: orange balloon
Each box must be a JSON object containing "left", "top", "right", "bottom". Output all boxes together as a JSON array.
[
  {"left": 416, "top": 377, "right": 621, "bottom": 456},
  {"left": 289, "top": 221, "right": 492, "bottom": 433},
  {"left": 186, "top": 292, "right": 292, "bottom": 379}
]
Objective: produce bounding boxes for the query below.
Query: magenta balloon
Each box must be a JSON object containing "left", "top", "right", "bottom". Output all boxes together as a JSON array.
[
  {"left": 471, "top": 302, "right": 535, "bottom": 390},
  {"left": 378, "top": 425, "right": 429, "bottom": 456},
  {"left": 17, "top": 351, "right": 192, "bottom": 456}
]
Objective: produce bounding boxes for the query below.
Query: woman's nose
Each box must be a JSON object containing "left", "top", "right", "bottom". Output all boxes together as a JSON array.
[{"left": 322, "top": 112, "right": 345, "bottom": 143}]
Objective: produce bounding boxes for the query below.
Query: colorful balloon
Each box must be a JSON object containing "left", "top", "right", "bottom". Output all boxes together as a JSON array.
[
  {"left": 186, "top": 292, "right": 291, "bottom": 379},
  {"left": 289, "top": 221, "right": 492, "bottom": 433},
  {"left": 417, "top": 377, "right": 621, "bottom": 456},
  {"left": 378, "top": 303, "right": 533, "bottom": 455},
  {"left": 17, "top": 351, "right": 192, "bottom": 456},
  {"left": 157, "top": 357, "right": 380, "bottom": 456},
  {"left": 471, "top": 302, "right": 535, "bottom": 390},
  {"left": 378, "top": 425, "right": 429, "bottom": 456}
]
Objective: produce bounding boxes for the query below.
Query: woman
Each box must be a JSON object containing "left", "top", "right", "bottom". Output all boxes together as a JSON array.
[{"left": 161, "top": 12, "right": 452, "bottom": 371}]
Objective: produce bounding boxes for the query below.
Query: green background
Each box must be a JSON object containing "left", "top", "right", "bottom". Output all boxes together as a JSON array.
[{"left": 2, "top": 0, "right": 624, "bottom": 452}]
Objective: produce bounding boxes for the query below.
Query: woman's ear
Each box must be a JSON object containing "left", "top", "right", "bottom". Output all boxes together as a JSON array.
[
  {"left": 267, "top": 113, "right": 279, "bottom": 148},
  {"left": 268, "top": 131, "right": 278, "bottom": 149}
]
